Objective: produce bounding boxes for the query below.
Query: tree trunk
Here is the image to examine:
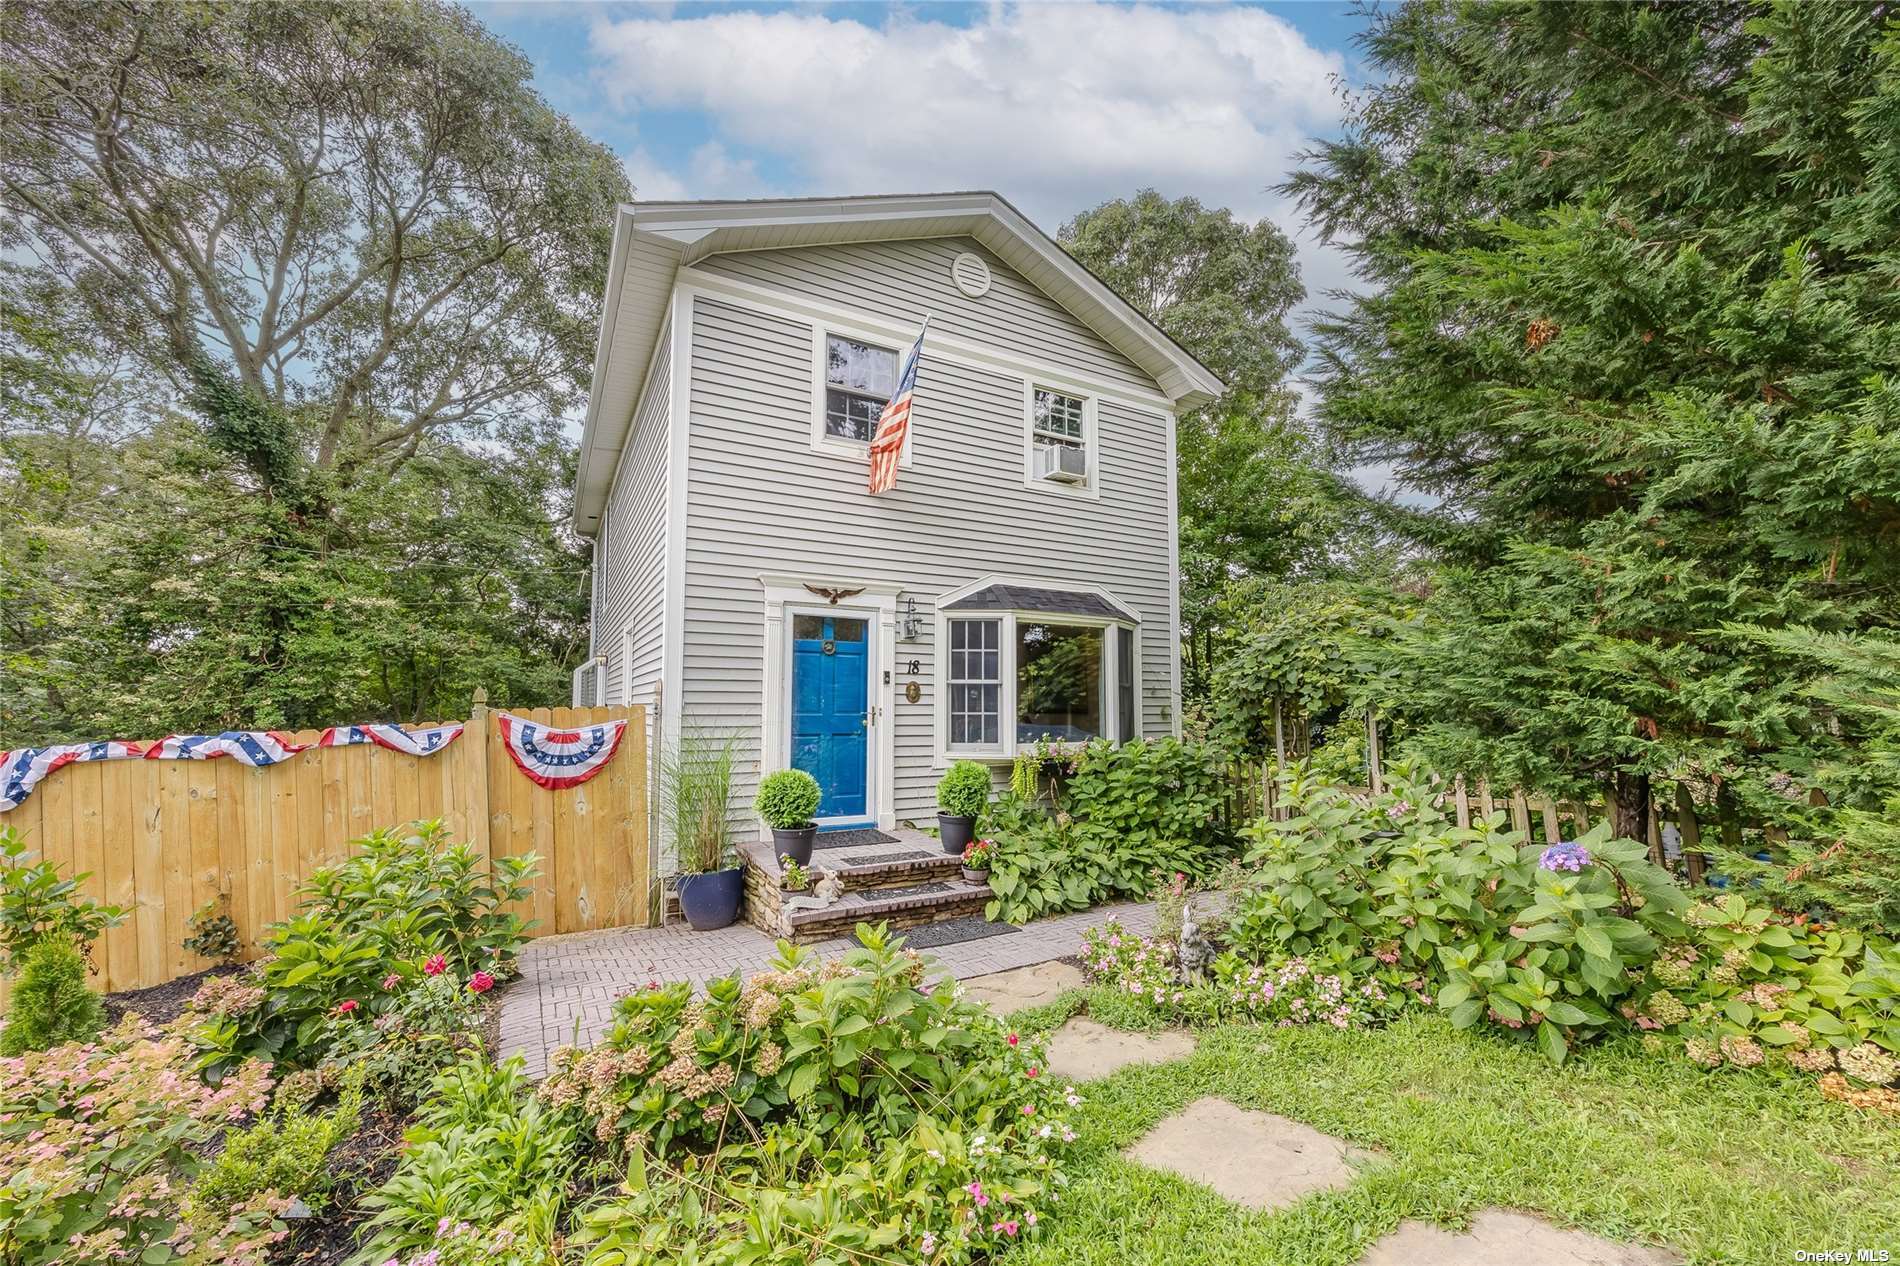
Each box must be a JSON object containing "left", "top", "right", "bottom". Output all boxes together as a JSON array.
[{"left": 1610, "top": 770, "right": 1651, "bottom": 842}]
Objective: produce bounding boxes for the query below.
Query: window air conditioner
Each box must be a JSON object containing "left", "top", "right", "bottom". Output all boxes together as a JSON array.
[{"left": 1034, "top": 443, "right": 1088, "bottom": 483}]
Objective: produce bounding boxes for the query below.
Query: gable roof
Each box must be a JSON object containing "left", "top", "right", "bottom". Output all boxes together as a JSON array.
[{"left": 572, "top": 192, "right": 1224, "bottom": 534}]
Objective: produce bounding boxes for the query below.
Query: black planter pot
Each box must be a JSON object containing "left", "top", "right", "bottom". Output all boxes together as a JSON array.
[
  {"left": 961, "top": 866, "right": 989, "bottom": 886},
  {"left": 771, "top": 825, "right": 817, "bottom": 868},
  {"left": 676, "top": 866, "right": 745, "bottom": 931},
  {"left": 938, "top": 813, "right": 976, "bottom": 855}
]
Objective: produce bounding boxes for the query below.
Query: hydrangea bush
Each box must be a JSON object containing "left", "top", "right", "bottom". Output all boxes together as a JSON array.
[{"left": 0, "top": 1016, "right": 278, "bottom": 1266}]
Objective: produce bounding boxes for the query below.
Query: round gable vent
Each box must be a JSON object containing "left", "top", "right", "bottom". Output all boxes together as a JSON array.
[{"left": 951, "top": 251, "right": 992, "bottom": 298}]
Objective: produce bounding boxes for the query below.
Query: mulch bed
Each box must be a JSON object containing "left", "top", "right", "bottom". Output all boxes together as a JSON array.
[
  {"left": 102, "top": 963, "right": 243, "bottom": 1028},
  {"left": 281, "top": 1099, "right": 409, "bottom": 1265}
]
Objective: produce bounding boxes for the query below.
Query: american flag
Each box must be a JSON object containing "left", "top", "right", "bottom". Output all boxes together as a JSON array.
[{"left": 868, "top": 318, "right": 929, "bottom": 495}]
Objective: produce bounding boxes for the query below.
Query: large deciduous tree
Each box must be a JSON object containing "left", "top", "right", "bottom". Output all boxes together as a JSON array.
[
  {"left": 3, "top": 0, "right": 626, "bottom": 487},
  {"left": 1060, "top": 190, "right": 1377, "bottom": 700},
  {"left": 1, "top": 1, "right": 624, "bottom": 742},
  {"left": 1287, "top": 1, "right": 1900, "bottom": 842}
]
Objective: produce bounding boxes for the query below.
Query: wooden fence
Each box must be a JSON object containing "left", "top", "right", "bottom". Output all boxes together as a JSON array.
[{"left": 1, "top": 699, "right": 650, "bottom": 998}]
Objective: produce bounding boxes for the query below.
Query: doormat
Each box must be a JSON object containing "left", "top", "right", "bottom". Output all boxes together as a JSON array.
[
  {"left": 813, "top": 828, "right": 898, "bottom": 850},
  {"left": 902, "top": 918, "right": 1021, "bottom": 949},
  {"left": 881, "top": 882, "right": 952, "bottom": 899},
  {"left": 840, "top": 849, "right": 938, "bottom": 867}
]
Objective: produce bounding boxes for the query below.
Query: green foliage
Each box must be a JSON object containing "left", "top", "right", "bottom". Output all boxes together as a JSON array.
[
  {"left": 573, "top": 1115, "right": 1064, "bottom": 1266},
  {"left": 0, "top": 827, "right": 126, "bottom": 972},
  {"left": 936, "top": 759, "right": 992, "bottom": 819},
  {"left": 1285, "top": 1, "right": 1900, "bottom": 842},
  {"left": 189, "top": 822, "right": 532, "bottom": 1082},
  {"left": 542, "top": 925, "right": 1060, "bottom": 1158},
  {"left": 1230, "top": 765, "right": 1689, "bottom": 1063},
  {"left": 752, "top": 768, "right": 821, "bottom": 830},
  {"left": 183, "top": 896, "right": 242, "bottom": 965},
  {"left": 0, "top": 937, "right": 104, "bottom": 1056},
  {"left": 0, "top": 1016, "right": 278, "bottom": 1266},
  {"left": 982, "top": 738, "right": 1240, "bottom": 924},
  {"left": 3, "top": 0, "right": 626, "bottom": 743},
  {"left": 663, "top": 730, "right": 740, "bottom": 874},
  {"left": 183, "top": 1071, "right": 365, "bottom": 1245},
  {"left": 353, "top": 1054, "right": 581, "bottom": 1266}
]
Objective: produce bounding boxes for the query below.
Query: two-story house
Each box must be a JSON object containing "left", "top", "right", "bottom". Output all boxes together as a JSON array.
[{"left": 574, "top": 191, "right": 1221, "bottom": 851}]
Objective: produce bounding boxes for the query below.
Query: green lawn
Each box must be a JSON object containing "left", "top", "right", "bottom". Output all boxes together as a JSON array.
[{"left": 1001, "top": 990, "right": 1900, "bottom": 1266}]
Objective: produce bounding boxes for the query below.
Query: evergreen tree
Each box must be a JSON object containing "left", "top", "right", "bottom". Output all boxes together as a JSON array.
[{"left": 1288, "top": 1, "right": 1900, "bottom": 840}]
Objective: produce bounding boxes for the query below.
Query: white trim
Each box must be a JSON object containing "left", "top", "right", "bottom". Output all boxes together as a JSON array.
[
  {"left": 758, "top": 576, "right": 898, "bottom": 831},
  {"left": 1163, "top": 409, "right": 1182, "bottom": 737},
  {"left": 678, "top": 269, "right": 1177, "bottom": 414},
  {"left": 931, "top": 577, "right": 1143, "bottom": 765},
  {"left": 807, "top": 323, "right": 916, "bottom": 468},
  {"left": 660, "top": 290, "right": 693, "bottom": 776},
  {"left": 1019, "top": 380, "right": 1100, "bottom": 501}
]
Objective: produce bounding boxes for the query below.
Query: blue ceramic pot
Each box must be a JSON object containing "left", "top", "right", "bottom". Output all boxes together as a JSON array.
[{"left": 676, "top": 866, "right": 744, "bottom": 930}]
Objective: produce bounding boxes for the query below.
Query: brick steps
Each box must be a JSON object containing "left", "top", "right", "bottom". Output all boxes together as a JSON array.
[{"left": 739, "top": 830, "right": 992, "bottom": 943}]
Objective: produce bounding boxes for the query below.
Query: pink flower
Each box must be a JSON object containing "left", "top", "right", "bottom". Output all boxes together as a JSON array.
[
  {"left": 1007, "top": 1033, "right": 1019, "bottom": 1047},
  {"left": 335, "top": 999, "right": 359, "bottom": 1016},
  {"left": 1021, "top": 1103, "right": 1035, "bottom": 1115},
  {"left": 468, "top": 971, "right": 495, "bottom": 994},
  {"left": 424, "top": 953, "right": 448, "bottom": 976},
  {"left": 1025, "top": 1065, "right": 1039, "bottom": 1078},
  {"left": 382, "top": 972, "right": 401, "bottom": 990}
]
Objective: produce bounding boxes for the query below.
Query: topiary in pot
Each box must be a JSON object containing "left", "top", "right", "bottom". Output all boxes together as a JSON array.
[
  {"left": 754, "top": 768, "right": 822, "bottom": 867},
  {"left": 937, "top": 760, "right": 991, "bottom": 855}
]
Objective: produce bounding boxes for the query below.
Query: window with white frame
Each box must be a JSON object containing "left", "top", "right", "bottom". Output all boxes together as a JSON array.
[
  {"left": 1027, "top": 386, "right": 1093, "bottom": 489},
  {"left": 941, "top": 596, "right": 1138, "bottom": 756},
  {"left": 823, "top": 334, "right": 898, "bottom": 442}
]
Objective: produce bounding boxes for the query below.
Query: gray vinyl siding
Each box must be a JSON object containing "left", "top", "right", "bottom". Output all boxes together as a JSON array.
[
  {"left": 695, "top": 237, "right": 1154, "bottom": 393},
  {"left": 679, "top": 290, "right": 1177, "bottom": 830},
  {"left": 597, "top": 317, "right": 671, "bottom": 705}
]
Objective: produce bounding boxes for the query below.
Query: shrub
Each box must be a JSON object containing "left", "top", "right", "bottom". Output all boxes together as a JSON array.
[
  {"left": 539, "top": 925, "right": 1063, "bottom": 1161},
  {"left": 352, "top": 1053, "right": 582, "bottom": 1266},
  {"left": 0, "top": 1016, "right": 277, "bottom": 1266},
  {"left": 938, "top": 760, "right": 992, "bottom": 818},
  {"left": 0, "top": 826, "right": 126, "bottom": 972},
  {"left": 0, "top": 936, "right": 105, "bottom": 1055},
  {"left": 753, "top": 768, "right": 821, "bottom": 829},
  {"left": 1229, "top": 763, "right": 1690, "bottom": 1063},
  {"left": 981, "top": 738, "right": 1241, "bottom": 924},
  {"left": 182, "top": 1070, "right": 365, "bottom": 1249},
  {"left": 188, "top": 822, "right": 532, "bottom": 1082},
  {"left": 573, "top": 1115, "right": 1072, "bottom": 1265},
  {"left": 183, "top": 896, "right": 242, "bottom": 964}
]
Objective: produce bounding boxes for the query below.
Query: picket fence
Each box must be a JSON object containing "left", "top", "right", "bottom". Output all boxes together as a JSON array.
[{"left": 1, "top": 698, "right": 651, "bottom": 998}]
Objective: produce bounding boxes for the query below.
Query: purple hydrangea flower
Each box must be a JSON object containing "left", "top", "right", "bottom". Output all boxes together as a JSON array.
[{"left": 1539, "top": 841, "right": 1592, "bottom": 872}]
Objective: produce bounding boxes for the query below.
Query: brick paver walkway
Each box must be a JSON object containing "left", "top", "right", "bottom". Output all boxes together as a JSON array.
[{"left": 498, "top": 901, "right": 1156, "bottom": 1077}]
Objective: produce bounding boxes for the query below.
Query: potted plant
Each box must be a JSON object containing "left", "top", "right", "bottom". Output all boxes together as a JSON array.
[
  {"left": 754, "top": 768, "right": 821, "bottom": 867},
  {"left": 960, "top": 837, "right": 995, "bottom": 886},
  {"left": 937, "top": 759, "right": 990, "bottom": 856},
  {"left": 665, "top": 730, "right": 744, "bottom": 930},
  {"left": 780, "top": 857, "right": 811, "bottom": 893}
]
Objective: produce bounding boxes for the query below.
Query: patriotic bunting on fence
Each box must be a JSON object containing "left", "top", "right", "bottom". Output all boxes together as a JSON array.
[
  {"left": 143, "top": 731, "right": 309, "bottom": 764},
  {"left": 495, "top": 711, "right": 628, "bottom": 790},
  {"left": 317, "top": 722, "right": 464, "bottom": 756},
  {"left": 1, "top": 741, "right": 145, "bottom": 813}
]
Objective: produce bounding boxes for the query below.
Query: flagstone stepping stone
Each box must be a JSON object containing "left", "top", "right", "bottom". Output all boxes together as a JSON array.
[
  {"left": 1044, "top": 1017, "right": 1196, "bottom": 1080},
  {"left": 962, "top": 961, "right": 1087, "bottom": 1015},
  {"left": 1357, "top": 1210, "right": 1681, "bottom": 1266},
  {"left": 1125, "top": 1096, "right": 1375, "bottom": 1211}
]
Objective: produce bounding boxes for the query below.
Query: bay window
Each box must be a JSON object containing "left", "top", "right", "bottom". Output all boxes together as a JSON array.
[{"left": 938, "top": 582, "right": 1140, "bottom": 758}]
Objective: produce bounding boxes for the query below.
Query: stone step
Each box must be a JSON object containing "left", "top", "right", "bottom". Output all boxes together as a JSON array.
[
  {"left": 778, "top": 877, "right": 993, "bottom": 943},
  {"left": 740, "top": 834, "right": 964, "bottom": 895},
  {"left": 739, "top": 835, "right": 993, "bottom": 943}
]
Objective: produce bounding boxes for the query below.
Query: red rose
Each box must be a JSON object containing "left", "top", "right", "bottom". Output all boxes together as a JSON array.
[
  {"left": 424, "top": 953, "right": 448, "bottom": 976},
  {"left": 335, "top": 999, "right": 359, "bottom": 1016},
  {"left": 468, "top": 971, "right": 495, "bottom": 994}
]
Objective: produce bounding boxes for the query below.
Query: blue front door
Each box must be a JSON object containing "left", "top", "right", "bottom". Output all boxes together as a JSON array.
[{"left": 791, "top": 613, "right": 869, "bottom": 820}]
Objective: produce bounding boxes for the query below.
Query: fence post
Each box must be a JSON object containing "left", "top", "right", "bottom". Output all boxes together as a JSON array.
[
  {"left": 1366, "top": 709, "right": 1383, "bottom": 794},
  {"left": 648, "top": 679, "right": 666, "bottom": 927},
  {"left": 467, "top": 689, "right": 493, "bottom": 864}
]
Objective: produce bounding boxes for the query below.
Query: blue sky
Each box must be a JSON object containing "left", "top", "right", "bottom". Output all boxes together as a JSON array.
[{"left": 473, "top": 1, "right": 1375, "bottom": 353}]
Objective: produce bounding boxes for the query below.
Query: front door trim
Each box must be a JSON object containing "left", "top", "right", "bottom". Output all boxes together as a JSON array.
[{"left": 759, "top": 575, "right": 899, "bottom": 832}]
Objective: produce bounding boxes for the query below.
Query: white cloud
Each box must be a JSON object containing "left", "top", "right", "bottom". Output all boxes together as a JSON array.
[{"left": 589, "top": 3, "right": 1344, "bottom": 228}]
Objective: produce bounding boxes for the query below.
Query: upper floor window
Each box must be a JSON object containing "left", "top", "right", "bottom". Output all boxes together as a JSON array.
[
  {"left": 824, "top": 334, "right": 897, "bottom": 442},
  {"left": 1025, "top": 385, "right": 1096, "bottom": 493}
]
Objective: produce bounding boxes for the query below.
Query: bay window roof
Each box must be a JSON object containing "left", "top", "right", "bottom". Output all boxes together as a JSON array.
[{"left": 942, "top": 583, "right": 1131, "bottom": 622}]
